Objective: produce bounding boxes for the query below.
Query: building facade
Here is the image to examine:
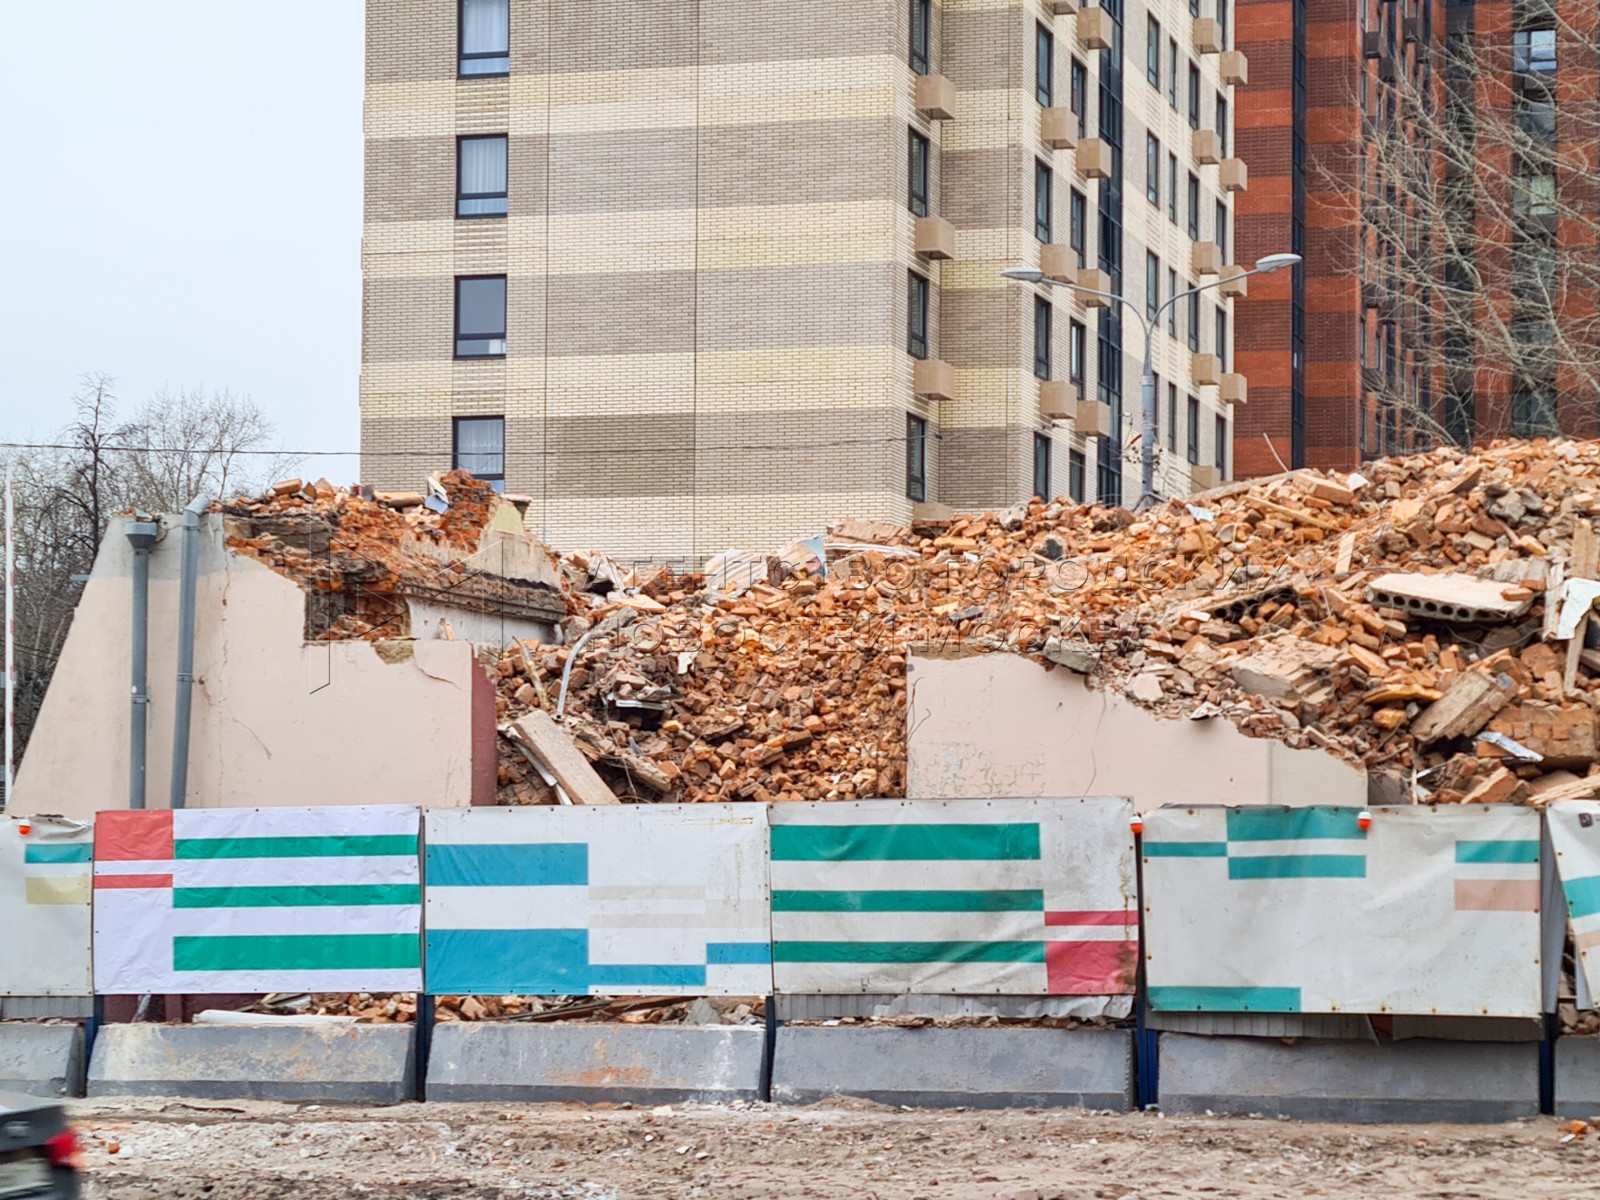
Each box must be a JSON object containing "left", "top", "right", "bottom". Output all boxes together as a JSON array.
[
  {"left": 361, "top": 0, "right": 1248, "bottom": 559},
  {"left": 1234, "top": 0, "right": 1600, "bottom": 477}
]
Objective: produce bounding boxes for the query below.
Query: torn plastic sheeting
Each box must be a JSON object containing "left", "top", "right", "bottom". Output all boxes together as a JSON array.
[
  {"left": 1185, "top": 505, "right": 1216, "bottom": 523},
  {"left": 1556, "top": 579, "right": 1600, "bottom": 640}
]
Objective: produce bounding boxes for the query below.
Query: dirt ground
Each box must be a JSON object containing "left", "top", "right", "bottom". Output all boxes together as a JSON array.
[{"left": 67, "top": 1096, "right": 1600, "bottom": 1200}]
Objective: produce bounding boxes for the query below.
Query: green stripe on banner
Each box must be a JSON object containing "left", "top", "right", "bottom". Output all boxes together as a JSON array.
[
  {"left": 771, "top": 889, "right": 1044, "bottom": 912},
  {"left": 1228, "top": 854, "right": 1366, "bottom": 879},
  {"left": 174, "top": 835, "right": 418, "bottom": 860},
  {"left": 1225, "top": 807, "right": 1365, "bottom": 842},
  {"left": 1149, "top": 986, "right": 1303, "bottom": 1012},
  {"left": 770, "top": 823, "right": 1040, "bottom": 862},
  {"left": 173, "top": 884, "right": 421, "bottom": 909},
  {"left": 1565, "top": 875, "right": 1600, "bottom": 919},
  {"left": 1455, "top": 840, "right": 1540, "bottom": 865},
  {"left": 1142, "top": 842, "right": 1228, "bottom": 858},
  {"left": 173, "top": 934, "right": 420, "bottom": 972},
  {"left": 772, "top": 940, "right": 1045, "bottom": 964},
  {"left": 23, "top": 843, "right": 92, "bottom": 864}
]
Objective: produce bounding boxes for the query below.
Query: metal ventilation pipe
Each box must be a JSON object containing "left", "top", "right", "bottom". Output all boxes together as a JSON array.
[
  {"left": 168, "top": 496, "right": 209, "bottom": 809},
  {"left": 124, "top": 519, "right": 159, "bottom": 810}
]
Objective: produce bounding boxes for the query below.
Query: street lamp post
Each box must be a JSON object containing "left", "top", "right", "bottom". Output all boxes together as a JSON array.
[{"left": 1003, "top": 253, "right": 1301, "bottom": 507}]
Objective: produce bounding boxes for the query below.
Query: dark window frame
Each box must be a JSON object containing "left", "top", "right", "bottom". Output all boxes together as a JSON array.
[
  {"left": 1146, "top": 134, "right": 1161, "bottom": 205},
  {"left": 1186, "top": 395, "right": 1201, "bottom": 464},
  {"left": 1069, "top": 319, "right": 1087, "bottom": 398},
  {"left": 1215, "top": 412, "right": 1228, "bottom": 474},
  {"left": 1186, "top": 283, "right": 1200, "bottom": 351},
  {"left": 1187, "top": 62, "right": 1201, "bottom": 129},
  {"left": 1035, "top": 159, "right": 1054, "bottom": 242},
  {"left": 452, "top": 415, "right": 506, "bottom": 488},
  {"left": 1186, "top": 173, "right": 1201, "bottom": 238},
  {"left": 907, "top": 271, "right": 930, "bottom": 359},
  {"left": 1167, "top": 384, "right": 1178, "bottom": 451},
  {"left": 908, "top": 127, "right": 931, "bottom": 217},
  {"left": 910, "top": 0, "right": 932, "bottom": 74},
  {"left": 1068, "top": 448, "right": 1086, "bottom": 503},
  {"left": 1070, "top": 189, "right": 1088, "bottom": 267},
  {"left": 1146, "top": 17, "right": 1162, "bottom": 88},
  {"left": 1145, "top": 252, "right": 1161, "bottom": 322},
  {"left": 458, "top": 0, "right": 510, "bottom": 78},
  {"left": 1070, "top": 59, "right": 1088, "bottom": 138},
  {"left": 456, "top": 134, "right": 509, "bottom": 218},
  {"left": 1037, "top": 22, "right": 1055, "bottom": 106},
  {"left": 1168, "top": 38, "right": 1179, "bottom": 108},
  {"left": 1033, "top": 432, "right": 1053, "bottom": 500},
  {"left": 454, "top": 274, "right": 507, "bottom": 359},
  {"left": 1035, "top": 296, "right": 1053, "bottom": 380},
  {"left": 906, "top": 412, "right": 929, "bottom": 501}
]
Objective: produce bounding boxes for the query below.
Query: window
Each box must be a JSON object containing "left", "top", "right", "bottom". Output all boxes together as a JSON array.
[
  {"left": 453, "top": 416, "right": 505, "bottom": 490},
  {"left": 1187, "top": 174, "right": 1200, "bottom": 238},
  {"left": 455, "top": 275, "right": 506, "bottom": 357},
  {"left": 1146, "top": 135, "right": 1161, "bottom": 205},
  {"left": 1217, "top": 0, "right": 1229, "bottom": 50},
  {"left": 1070, "top": 190, "right": 1087, "bottom": 267},
  {"left": 1187, "top": 63, "right": 1201, "bottom": 129},
  {"left": 459, "top": 0, "right": 509, "bottom": 76},
  {"left": 457, "top": 135, "right": 508, "bottom": 217},
  {"left": 1068, "top": 449, "right": 1086, "bottom": 502},
  {"left": 1215, "top": 413, "right": 1228, "bottom": 475},
  {"left": 1190, "top": 0, "right": 1201, "bottom": 17},
  {"left": 1035, "top": 160, "right": 1053, "bottom": 242},
  {"left": 1168, "top": 39, "right": 1179, "bottom": 108},
  {"left": 1069, "top": 320, "right": 1086, "bottom": 397},
  {"left": 1187, "top": 284, "right": 1200, "bottom": 351},
  {"left": 1186, "top": 396, "right": 1200, "bottom": 464},
  {"left": 1167, "top": 153, "right": 1178, "bottom": 221},
  {"left": 1167, "top": 384, "right": 1178, "bottom": 451},
  {"left": 906, "top": 413, "right": 928, "bottom": 501},
  {"left": 1513, "top": 173, "right": 1556, "bottom": 220},
  {"left": 1070, "top": 59, "right": 1088, "bottom": 138},
  {"left": 908, "top": 128, "right": 930, "bottom": 217},
  {"left": 1035, "top": 297, "right": 1053, "bottom": 380},
  {"left": 1147, "top": 18, "right": 1162, "bottom": 88},
  {"left": 1033, "top": 433, "right": 1053, "bottom": 500},
  {"left": 1216, "top": 94, "right": 1229, "bottom": 158},
  {"left": 1512, "top": 29, "right": 1556, "bottom": 75},
  {"left": 1167, "top": 269, "right": 1178, "bottom": 334},
  {"left": 910, "top": 0, "right": 931, "bottom": 74},
  {"left": 1037, "top": 23, "right": 1054, "bottom": 106},
  {"left": 1214, "top": 305, "right": 1228, "bottom": 371},
  {"left": 1215, "top": 199, "right": 1228, "bottom": 260},
  {"left": 907, "top": 272, "right": 930, "bottom": 359},
  {"left": 1146, "top": 253, "right": 1161, "bottom": 322}
]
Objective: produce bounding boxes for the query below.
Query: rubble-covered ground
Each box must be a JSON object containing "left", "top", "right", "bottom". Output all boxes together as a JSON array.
[{"left": 76, "top": 1097, "right": 1600, "bottom": 1200}]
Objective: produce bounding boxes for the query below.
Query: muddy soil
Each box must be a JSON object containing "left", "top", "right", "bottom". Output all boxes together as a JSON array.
[{"left": 71, "top": 1096, "right": 1599, "bottom": 1200}]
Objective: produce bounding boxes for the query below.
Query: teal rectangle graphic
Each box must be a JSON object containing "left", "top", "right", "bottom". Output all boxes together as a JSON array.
[
  {"left": 1228, "top": 854, "right": 1367, "bottom": 879},
  {"left": 1148, "top": 986, "right": 1303, "bottom": 1012},
  {"left": 1455, "top": 840, "right": 1539, "bottom": 865},
  {"left": 23, "top": 843, "right": 92, "bottom": 864},
  {"left": 771, "top": 889, "right": 1043, "bottom": 912},
  {"left": 1565, "top": 875, "right": 1600, "bottom": 920},
  {"left": 770, "top": 823, "right": 1040, "bottom": 862},
  {"left": 1225, "top": 807, "right": 1365, "bottom": 842},
  {"left": 1142, "top": 842, "right": 1228, "bottom": 858}
]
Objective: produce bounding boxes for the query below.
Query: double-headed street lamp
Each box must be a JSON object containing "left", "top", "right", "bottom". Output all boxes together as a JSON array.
[{"left": 1003, "top": 252, "right": 1301, "bottom": 507}]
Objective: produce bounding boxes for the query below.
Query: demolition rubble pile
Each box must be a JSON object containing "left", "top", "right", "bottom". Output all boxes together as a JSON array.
[{"left": 227, "top": 441, "right": 1600, "bottom": 808}]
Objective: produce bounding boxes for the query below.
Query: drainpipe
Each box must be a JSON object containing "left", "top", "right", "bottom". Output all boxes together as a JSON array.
[
  {"left": 124, "top": 519, "right": 159, "bottom": 810},
  {"left": 168, "top": 496, "right": 209, "bottom": 810}
]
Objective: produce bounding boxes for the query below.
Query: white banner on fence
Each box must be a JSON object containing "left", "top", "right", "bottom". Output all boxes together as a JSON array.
[
  {"left": 1546, "top": 800, "right": 1600, "bottom": 1004},
  {"left": 1, "top": 816, "right": 93, "bottom": 997},
  {"left": 769, "top": 797, "right": 1137, "bottom": 995},
  {"left": 425, "top": 805, "right": 772, "bottom": 996},
  {"left": 1143, "top": 804, "right": 1541, "bottom": 1017},
  {"left": 93, "top": 806, "right": 422, "bottom": 994}
]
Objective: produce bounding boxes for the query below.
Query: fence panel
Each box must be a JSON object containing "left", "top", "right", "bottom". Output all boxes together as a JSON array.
[
  {"left": 1143, "top": 804, "right": 1542, "bottom": 1018},
  {"left": 770, "top": 797, "right": 1137, "bottom": 995},
  {"left": 93, "top": 806, "right": 422, "bottom": 994},
  {"left": 1547, "top": 800, "right": 1600, "bottom": 1004},
  {"left": 425, "top": 805, "right": 772, "bottom": 995},
  {"left": 1, "top": 817, "right": 93, "bottom": 997}
]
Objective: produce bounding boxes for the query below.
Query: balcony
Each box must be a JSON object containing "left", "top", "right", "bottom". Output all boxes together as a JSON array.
[
  {"left": 1045, "top": 0, "right": 1078, "bottom": 13},
  {"left": 1191, "top": 464, "right": 1220, "bottom": 489},
  {"left": 915, "top": 73, "right": 957, "bottom": 120},
  {"left": 1077, "top": 7, "right": 1113, "bottom": 51},
  {"left": 1219, "top": 373, "right": 1248, "bottom": 405},
  {"left": 1193, "top": 17, "right": 1222, "bottom": 54},
  {"left": 1076, "top": 399, "right": 1114, "bottom": 437},
  {"left": 1218, "top": 266, "right": 1248, "bottom": 298},
  {"left": 1403, "top": 14, "right": 1424, "bottom": 43},
  {"left": 913, "top": 358, "right": 956, "bottom": 400},
  {"left": 1041, "top": 107, "right": 1076, "bottom": 150},
  {"left": 1219, "top": 50, "right": 1248, "bottom": 87},
  {"left": 1219, "top": 157, "right": 1248, "bottom": 192},
  {"left": 1191, "top": 240, "right": 1222, "bottom": 277},
  {"left": 1192, "top": 352, "right": 1222, "bottom": 386},
  {"left": 1040, "top": 242, "right": 1077, "bottom": 280},
  {"left": 1077, "top": 137, "right": 1113, "bottom": 179},
  {"left": 1040, "top": 380, "right": 1074, "bottom": 419},
  {"left": 1077, "top": 267, "right": 1113, "bottom": 304},
  {"left": 914, "top": 216, "right": 956, "bottom": 260},
  {"left": 1192, "top": 128, "right": 1223, "bottom": 165}
]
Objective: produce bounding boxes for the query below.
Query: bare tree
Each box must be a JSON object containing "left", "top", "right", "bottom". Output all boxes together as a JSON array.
[
  {"left": 1329, "top": 12, "right": 1600, "bottom": 448},
  {"left": 121, "top": 385, "right": 298, "bottom": 512}
]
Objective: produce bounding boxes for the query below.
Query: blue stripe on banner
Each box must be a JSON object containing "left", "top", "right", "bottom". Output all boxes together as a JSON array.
[
  {"left": 706, "top": 942, "right": 772, "bottom": 965},
  {"left": 426, "top": 842, "right": 588, "bottom": 887},
  {"left": 427, "top": 927, "right": 710, "bottom": 993},
  {"left": 23, "top": 843, "right": 92, "bottom": 864},
  {"left": 1225, "top": 807, "right": 1365, "bottom": 842}
]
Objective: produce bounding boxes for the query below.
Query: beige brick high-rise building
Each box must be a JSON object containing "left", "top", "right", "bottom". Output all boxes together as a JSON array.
[{"left": 361, "top": 0, "right": 1250, "bottom": 560}]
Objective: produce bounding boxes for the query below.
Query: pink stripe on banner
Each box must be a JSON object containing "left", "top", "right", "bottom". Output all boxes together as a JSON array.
[
  {"left": 93, "top": 874, "right": 173, "bottom": 890},
  {"left": 1044, "top": 910, "right": 1134, "bottom": 926},
  {"left": 1046, "top": 939, "right": 1138, "bottom": 995}
]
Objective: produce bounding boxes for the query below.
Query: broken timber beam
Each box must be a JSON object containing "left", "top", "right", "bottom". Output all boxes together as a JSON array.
[{"left": 505, "top": 710, "right": 621, "bottom": 805}]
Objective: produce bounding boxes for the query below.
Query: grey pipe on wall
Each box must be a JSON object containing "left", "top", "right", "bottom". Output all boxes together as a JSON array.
[
  {"left": 124, "top": 520, "right": 159, "bottom": 810},
  {"left": 168, "top": 496, "right": 210, "bottom": 810}
]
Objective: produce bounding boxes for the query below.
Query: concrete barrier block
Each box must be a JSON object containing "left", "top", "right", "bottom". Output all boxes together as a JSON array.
[
  {"left": 88, "top": 1023, "right": 415, "bottom": 1104},
  {"left": 772, "top": 1026, "right": 1133, "bottom": 1109},
  {"left": 1159, "top": 1034, "right": 1539, "bottom": 1123},
  {"left": 1555, "top": 1037, "right": 1600, "bottom": 1118},
  {"left": 0, "top": 1023, "right": 85, "bottom": 1098},
  {"left": 426, "top": 1022, "right": 765, "bottom": 1104}
]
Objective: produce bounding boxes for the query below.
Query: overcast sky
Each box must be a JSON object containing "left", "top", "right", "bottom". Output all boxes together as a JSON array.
[{"left": 0, "top": 2, "right": 365, "bottom": 484}]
